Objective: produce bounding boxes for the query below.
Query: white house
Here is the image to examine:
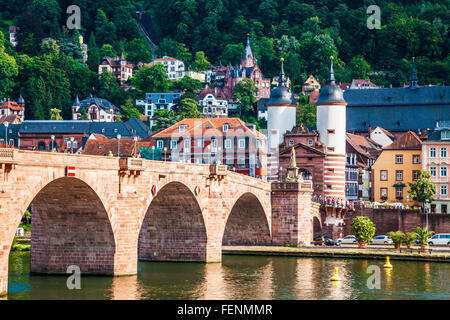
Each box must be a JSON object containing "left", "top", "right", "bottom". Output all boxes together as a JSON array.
[
  {"left": 198, "top": 86, "right": 228, "bottom": 118},
  {"left": 149, "top": 56, "right": 185, "bottom": 80}
]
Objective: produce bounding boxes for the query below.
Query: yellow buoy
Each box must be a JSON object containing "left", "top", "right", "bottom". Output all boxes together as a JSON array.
[
  {"left": 330, "top": 267, "right": 342, "bottom": 281},
  {"left": 383, "top": 256, "right": 393, "bottom": 268}
]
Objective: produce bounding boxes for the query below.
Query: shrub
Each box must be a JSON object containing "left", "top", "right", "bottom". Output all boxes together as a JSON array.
[
  {"left": 403, "top": 232, "right": 417, "bottom": 247},
  {"left": 388, "top": 231, "right": 404, "bottom": 247},
  {"left": 414, "top": 226, "right": 434, "bottom": 246},
  {"left": 350, "top": 216, "right": 376, "bottom": 244}
]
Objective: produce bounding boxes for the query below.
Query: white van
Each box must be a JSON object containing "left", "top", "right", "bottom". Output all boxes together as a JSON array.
[{"left": 428, "top": 234, "right": 450, "bottom": 246}]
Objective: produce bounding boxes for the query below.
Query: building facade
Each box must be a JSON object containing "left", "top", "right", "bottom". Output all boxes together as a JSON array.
[
  {"left": 198, "top": 86, "right": 228, "bottom": 118},
  {"left": 422, "top": 121, "right": 450, "bottom": 214},
  {"left": 148, "top": 56, "right": 185, "bottom": 80},
  {"left": 372, "top": 131, "right": 422, "bottom": 206},
  {"left": 0, "top": 96, "right": 25, "bottom": 124},
  {"left": 135, "top": 92, "right": 181, "bottom": 130},
  {"left": 72, "top": 96, "right": 121, "bottom": 122},
  {"left": 150, "top": 117, "right": 267, "bottom": 179},
  {"left": 98, "top": 54, "right": 134, "bottom": 84}
]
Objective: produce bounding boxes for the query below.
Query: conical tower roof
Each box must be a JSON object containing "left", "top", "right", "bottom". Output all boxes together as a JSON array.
[
  {"left": 267, "top": 58, "right": 296, "bottom": 105},
  {"left": 316, "top": 56, "right": 346, "bottom": 104},
  {"left": 73, "top": 95, "right": 80, "bottom": 106}
]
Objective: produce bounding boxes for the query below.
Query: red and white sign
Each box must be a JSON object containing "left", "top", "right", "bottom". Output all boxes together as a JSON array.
[
  {"left": 151, "top": 185, "right": 158, "bottom": 196},
  {"left": 66, "top": 166, "right": 76, "bottom": 177},
  {"left": 194, "top": 186, "right": 200, "bottom": 196}
]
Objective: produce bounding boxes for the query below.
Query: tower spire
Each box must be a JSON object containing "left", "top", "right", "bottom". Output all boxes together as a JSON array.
[
  {"left": 327, "top": 56, "right": 336, "bottom": 84},
  {"left": 409, "top": 56, "right": 418, "bottom": 88},
  {"left": 279, "top": 57, "right": 286, "bottom": 86}
]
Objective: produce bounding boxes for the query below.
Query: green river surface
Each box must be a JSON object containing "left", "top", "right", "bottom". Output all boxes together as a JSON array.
[{"left": 6, "top": 251, "right": 450, "bottom": 300}]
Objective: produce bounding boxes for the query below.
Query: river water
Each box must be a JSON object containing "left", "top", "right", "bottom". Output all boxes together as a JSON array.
[{"left": 6, "top": 252, "right": 450, "bottom": 300}]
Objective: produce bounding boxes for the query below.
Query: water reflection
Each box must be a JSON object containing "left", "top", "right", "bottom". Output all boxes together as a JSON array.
[{"left": 7, "top": 252, "right": 450, "bottom": 300}]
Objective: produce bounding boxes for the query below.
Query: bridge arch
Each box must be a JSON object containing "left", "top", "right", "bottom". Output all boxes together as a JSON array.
[
  {"left": 138, "top": 181, "right": 207, "bottom": 261},
  {"left": 222, "top": 192, "right": 271, "bottom": 246},
  {"left": 30, "top": 177, "right": 116, "bottom": 274}
]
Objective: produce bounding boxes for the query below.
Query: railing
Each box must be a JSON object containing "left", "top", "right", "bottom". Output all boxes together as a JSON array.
[
  {"left": 119, "top": 157, "right": 144, "bottom": 171},
  {"left": 0, "top": 148, "right": 14, "bottom": 160},
  {"left": 312, "top": 195, "right": 355, "bottom": 209}
]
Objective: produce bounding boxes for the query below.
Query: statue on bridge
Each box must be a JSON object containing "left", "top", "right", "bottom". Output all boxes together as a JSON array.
[{"left": 283, "top": 147, "right": 304, "bottom": 183}]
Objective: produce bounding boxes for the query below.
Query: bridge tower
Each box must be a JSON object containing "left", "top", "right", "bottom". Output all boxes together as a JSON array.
[{"left": 316, "top": 56, "right": 347, "bottom": 200}]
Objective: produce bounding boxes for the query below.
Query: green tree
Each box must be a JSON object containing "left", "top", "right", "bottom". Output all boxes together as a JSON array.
[
  {"left": 219, "top": 43, "right": 244, "bottom": 66},
  {"left": 0, "top": 31, "right": 18, "bottom": 97},
  {"left": 50, "top": 108, "right": 63, "bottom": 120},
  {"left": 296, "top": 98, "right": 317, "bottom": 127},
  {"left": 154, "top": 110, "right": 178, "bottom": 130},
  {"left": 191, "top": 51, "right": 210, "bottom": 71},
  {"left": 95, "top": 9, "right": 117, "bottom": 45},
  {"left": 80, "top": 108, "right": 89, "bottom": 120},
  {"left": 350, "top": 216, "right": 376, "bottom": 245},
  {"left": 348, "top": 55, "right": 371, "bottom": 79},
  {"left": 171, "top": 76, "right": 202, "bottom": 94},
  {"left": 131, "top": 64, "right": 170, "bottom": 95},
  {"left": 120, "top": 97, "right": 142, "bottom": 120},
  {"left": 408, "top": 170, "right": 436, "bottom": 213},
  {"left": 126, "top": 38, "right": 152, "bottom": 64},
  {"left": 28, "top": 0, "right": 61, "bottom": 36},
  {"left": 100, "top": 44, "right": 117, "bottom": 58},
  {"left": 232, "top": 79, "right": 258, "bottom": 117},
  {"left": 176, "top": 98, "right": 201, "bottom": 119}
]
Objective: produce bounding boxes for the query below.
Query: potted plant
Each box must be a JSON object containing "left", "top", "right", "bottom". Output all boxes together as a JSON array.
[
  {"left": 350, "top": 216, "right": 376, "bottom": 248},
  {"left": 414, "top": 226, "right": 435, "bottom": 252},
  {"left": 403, "top": 232, "right": 416, "bottom": 249},
  {"left": 388, "top": 231, "right": 404, "bottom": 249}
]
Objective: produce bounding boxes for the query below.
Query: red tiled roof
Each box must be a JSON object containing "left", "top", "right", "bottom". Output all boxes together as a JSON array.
[
  {"left": 1, "top": 101, "right": 23, "bottom": 111},
  {"left": 338, "top": 83, "right": 351, "bottom": 90},
  {"left": 351, "top": 79, "right": 378, "bottom": 87},
  {"left": 383, "top": 131, "right": 422, "bottom": 150},
  {"left": 198, "top": 86, "right": 227, "bottom": 100},
  {"left": 152, "top": 117, "right": 266, "bottom": 139},
  {"left": 83, "top": 138, "right": 155, "bottom": 157},
  {"left": 346, "top": 132, "right": 382, "bottom": 158},
  {"left": 308, "top": 91, "right": 319, "bottom": 103}
]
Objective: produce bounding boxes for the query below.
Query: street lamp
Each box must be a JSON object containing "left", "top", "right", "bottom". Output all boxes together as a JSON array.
[
  {"left": 51, "top": 135, "right": 55, "bottom": 152},
  {"left": 70, "top": 137, "right": 74, "bottom": 154},
  {"left": 425, "top": 199, "right": 429, "bottom": 232},
  {"left": 163, "top": 147, "right": 167, "bottom": 161},
  {"left": 133, "top": 136, "right": 138, "bottom": 158},
  {"left": 151, "top": 146, "right": 155, "bottom": 160},
  {"left": 117, "top": 134, "right": 121, "bottom": 157},
  {"left": 4, "top": 122, "right": 9, "bottom": 147}
]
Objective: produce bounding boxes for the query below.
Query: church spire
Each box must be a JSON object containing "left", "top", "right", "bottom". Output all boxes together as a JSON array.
[
  {"left": 278, "top": 57, "right": 286, "bottom": 86},
  {"left": 409, "top": 56, "right": 418, "bottom": 88}
]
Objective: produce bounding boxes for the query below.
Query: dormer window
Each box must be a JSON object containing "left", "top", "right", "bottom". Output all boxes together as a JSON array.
[
  {"left": 223, "top": 123, "right": 230, "bottom": 132},
  {"left": 441, "top": 131, "right": 450, "bottom": 140},
  {"left": 114, "top": 129, "right": 118, "bottom": 133},
  {"left": 179, "top": 124, "right": 188, "bottom": 133}
]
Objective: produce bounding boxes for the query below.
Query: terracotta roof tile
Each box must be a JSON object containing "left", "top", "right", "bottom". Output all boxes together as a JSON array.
[{"left": 383, "top": 131, "right": 422, "bottom": 150}]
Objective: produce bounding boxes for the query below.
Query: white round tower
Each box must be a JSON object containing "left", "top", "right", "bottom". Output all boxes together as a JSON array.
[
  {"left": 316, "top": 56, "right": 347, "bottom": 200},
  {"left": 267, "top": 58, "right": 297, "bottom": 151}
]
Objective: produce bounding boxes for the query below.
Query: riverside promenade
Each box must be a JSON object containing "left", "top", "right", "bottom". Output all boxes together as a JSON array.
[{"left": 223, "top": 246, "right": 450, "bottom": 263}]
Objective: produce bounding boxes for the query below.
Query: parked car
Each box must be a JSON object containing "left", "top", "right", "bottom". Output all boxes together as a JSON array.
[
  {"left": 428, "top": 234, "right": 450, "bottom": 246},
  {"left": 370, "top": 235, "right": 393, "bottom": 244},
  {"left": 312, "top": 235, "right": 334, "bottom": 246},
  {"left": 336, "top": 235, "right": 357, "bottom": 246}
]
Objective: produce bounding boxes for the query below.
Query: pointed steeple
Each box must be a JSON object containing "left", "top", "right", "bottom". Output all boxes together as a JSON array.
[
  {"left": 409, "top": 56, "right": 418, "bottom": 88},
  {"left": 73, "top": 95, "right": 80, "bottom": 106},
  {"left": 278, "top": 57, "right": 287, "bottom": 86},
  {"left": 17, "top": 94, "right": 24, "bottom": 104},
  {"left": 327, "top": 56, "right": 336, "bottom": 84}
]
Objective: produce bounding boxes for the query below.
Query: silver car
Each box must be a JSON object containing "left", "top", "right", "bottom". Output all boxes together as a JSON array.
[
  {"left": 371, "top": 235, "right": 393, "bottom": 244},
  {"left": 336, "top": 235, "right": 357, "bottom": 245}
]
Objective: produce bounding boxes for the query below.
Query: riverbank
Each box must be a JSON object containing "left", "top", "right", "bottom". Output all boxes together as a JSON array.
[{"left": 222, "top": 246, "right": 450, "bottom": 263}]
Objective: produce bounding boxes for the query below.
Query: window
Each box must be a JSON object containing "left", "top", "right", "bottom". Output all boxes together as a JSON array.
[
  {"left": 380, "top": 170, "right": 388, "bottom": 181},
  {"left": 238, "top": 139, "right": 245, "bottom": 149},
  {"left": 430, "top": 167, "right": 436, "bottom": 177},
  {"left": 441, "top": 167, "right": 447, "bottom": 177},
  {"left": 413, "top": 155, "right": 420, "bottom": 164},
  {"left": 441, "top": 148, "right": 447, "bottom": 158},
  {"left": 413, "top": 170, "right": 420, "bottom": 181},
  {"left": 222, "top": 124, "right": 230, "bottom": 132},
  {"left": 440, "top": 185, "right": 447, "bottom": 196},
  {"left": 327, "top": 129, "right": 335, "bottom": 134},
  {"left": 184, "top": 139, "right": 190, "bottom": 151},
  {"left": 396, "top": 170, "right": 403, "bottom": 181},
  {"left": 157, "top": 140, "right": 163, "bottom": 149},
  {"left": 380, "top": 188, "right": 388, "bottom": 199},
  {"left": 197, "top": 139, "right": 203, "bottom": 148},
  {"left": 179, "top": 124, "right": 187, "bottom": 133},
  {"left": 72, "top": 141, "right": 78, "bottom": 149},
  {"left": 9, "top": 139, "right": 14, "bottom": 146},
  {"left": 170, "top": 140, "right": 177, "bottom": 149},
  {"left": 431, "top": 204, "right": 436, "bottom": 213},
  {"left": 442, "top": 204, "right": 447, "bottom": 214},
  {"left": 225, "top": 139, "right": 232, "bottom": 149},
  {"left": 308, "top": 139, "right": 313, "bottom": 146},
  {"left": 441, "top": 131, "right": 450, "bottom": 140},
  {"left": 430, "top": 147, "right": 436, "bottom": 158},
  {"left": 395, "top": 188, "right": 403, "bottom": 199},
  {"left": 395, "top": 154, "right": 403, "bottom": 164},
  {"left": 289, "top": 139, "right": 294, "bottom": 146},
  {"left": 327, "top": 147, "right": 335, "bottom": 152}
]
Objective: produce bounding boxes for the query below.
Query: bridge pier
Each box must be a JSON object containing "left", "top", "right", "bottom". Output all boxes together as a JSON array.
[{"left": 271, "top": 182, "right": 314, "bottom": 246}]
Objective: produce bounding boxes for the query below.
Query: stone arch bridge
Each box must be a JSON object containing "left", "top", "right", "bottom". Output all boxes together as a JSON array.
[{"left": 0, "top": 149, "right": 322, "bottom": 296}]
